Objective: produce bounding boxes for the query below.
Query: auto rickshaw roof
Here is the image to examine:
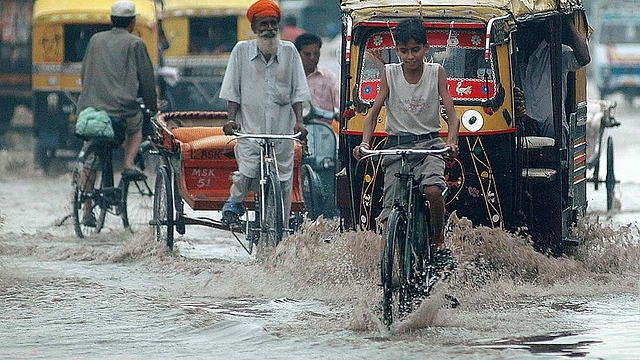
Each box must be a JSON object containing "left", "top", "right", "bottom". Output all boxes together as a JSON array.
[
  {"left": 160, "top": 0, "right": 255, "bottom": 18},
  {"left": 33, "top": 0, "right": 157, "bottom": 26},
  {"left": 341, "top": 0, "right": 584, "bottom": 23}
]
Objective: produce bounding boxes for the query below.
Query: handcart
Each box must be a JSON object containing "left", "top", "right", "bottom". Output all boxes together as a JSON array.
[
  {"left": 149, "top": 111, "right": 305, "bottom": 252},
  {"left": 586, "top": 100, "right": 621, "bottom": 211}
]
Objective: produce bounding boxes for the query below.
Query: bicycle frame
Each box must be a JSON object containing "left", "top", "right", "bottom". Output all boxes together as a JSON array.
[
  {"left": 80, "top": 141, "right": 117, "bottom": 208},
  {"left": 361, "top": 146, "right": 450, "bottom": 267},
  {"left": 232, "top": 132, "right": 302, "bottom": 243},
  {"left": 359, "top": 146, "right": 450, "bottom": 326}
]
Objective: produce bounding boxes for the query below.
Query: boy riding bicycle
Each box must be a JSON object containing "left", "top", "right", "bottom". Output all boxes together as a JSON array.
[{"left": 352, "top": 18, "right": 460, "bottom": 271}]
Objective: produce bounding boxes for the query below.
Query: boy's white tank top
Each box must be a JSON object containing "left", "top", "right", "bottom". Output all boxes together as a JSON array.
[{"left": 384, "top": 62, "right": 441, "bottom": 136}]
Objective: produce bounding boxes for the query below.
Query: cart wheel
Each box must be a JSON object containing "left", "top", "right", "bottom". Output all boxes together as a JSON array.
[
  {"left": 301, "top": 164, "right": 323, "bottom": 220},
  {"left": 606, "top": 136, "right": 616, "bottom": 212},
  {"left": 153, "top": 164, "right": 174, "bottom": 249}
]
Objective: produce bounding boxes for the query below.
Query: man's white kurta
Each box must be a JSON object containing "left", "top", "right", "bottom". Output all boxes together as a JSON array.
[{"left": 220, "top": 39, "right": 310, "bottom": 181}]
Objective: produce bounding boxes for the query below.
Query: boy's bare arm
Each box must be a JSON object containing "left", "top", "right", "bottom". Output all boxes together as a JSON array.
[{"left": 438, "top": 66, "right": 460, "bottom": 157}]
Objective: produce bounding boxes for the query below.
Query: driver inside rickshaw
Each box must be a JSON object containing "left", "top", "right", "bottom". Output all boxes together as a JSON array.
[{"left": 514, "top": 17, "right": 590, "bottom": 142}]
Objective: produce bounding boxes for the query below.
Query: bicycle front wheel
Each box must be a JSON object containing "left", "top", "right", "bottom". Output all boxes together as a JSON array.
[
  {"left": 412, "top": 197, "right": 435, "bottom": 297},
  {"left": 120, "top": 172, "right": 154, "bottom": 232},
  {"left": 382, "top": 208, "right": 410, "bottom": 328},
  {"left": 72, "top": 147, "right": 107, "bottom": 238},
  {"left": 260, "top": 166, "right": 284, "bottom": 247}
]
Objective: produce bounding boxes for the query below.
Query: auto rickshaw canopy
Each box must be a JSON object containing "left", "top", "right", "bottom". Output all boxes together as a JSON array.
[
  {"left": 341, "top": 0, "right": 584, "bottom": 24},
  {"left": 33, "top": 0, "right": 157, "bottom": 27},
  {"left": 160, "top": 0, "right": 256, "bottom": 18}
]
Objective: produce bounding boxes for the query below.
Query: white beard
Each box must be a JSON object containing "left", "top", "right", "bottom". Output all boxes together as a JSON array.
[{"left": 257, "top": 31, "right": 279, "bottom": 57}]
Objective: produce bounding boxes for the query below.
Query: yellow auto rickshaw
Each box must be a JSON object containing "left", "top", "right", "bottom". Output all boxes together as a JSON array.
[
  {"left": 31, "top": 0, "right": 159, "bottom": 171},
  {"left": 338, "top": 0, "right": 590, "bottom": 254},
  {"left": 158, "top": 0, "right": 255, "bottom": 113}
]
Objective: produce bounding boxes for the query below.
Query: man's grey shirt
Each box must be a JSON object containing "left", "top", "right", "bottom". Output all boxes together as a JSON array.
[{"left": 78, "top": 27, "right": 157, "bottom": 117}]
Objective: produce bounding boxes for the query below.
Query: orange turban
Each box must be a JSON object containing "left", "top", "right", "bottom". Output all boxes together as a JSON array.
[{"left": 246, "top": 0, "right": 281, "bottom": 22}]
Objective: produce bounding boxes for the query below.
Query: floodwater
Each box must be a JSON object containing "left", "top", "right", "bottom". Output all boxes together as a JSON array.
[{"left": 1, "top": 99, "right": 640, "bottom": 359}]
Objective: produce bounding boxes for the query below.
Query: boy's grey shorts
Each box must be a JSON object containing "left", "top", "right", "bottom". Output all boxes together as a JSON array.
[{"left": 379, "top": 137, "right": 447, "bottom": 222}]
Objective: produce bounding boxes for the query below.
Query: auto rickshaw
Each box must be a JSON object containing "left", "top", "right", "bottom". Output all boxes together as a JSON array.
[
  {"left": 338, "top": 0, "right": 590, "bottom": 254},
  {"left": 31, "top": 0, "right": 159, "bottom": 171},
  {"left": 157, "top": 0, "right": 255, "bottom": 112}
]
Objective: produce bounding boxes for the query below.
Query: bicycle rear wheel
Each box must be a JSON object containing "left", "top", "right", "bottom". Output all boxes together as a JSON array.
[
  {"left": 261, "top": 165, "right": 284, "bottom": 247},
  {"left": 120, "top": 172, "right": 154, "bottom": 232},
  {"left": 72, "top": 146, "right": 107, "bottom": 238},
  {"left": 382, "top": 208, "right": 410, "bottom": 327}
]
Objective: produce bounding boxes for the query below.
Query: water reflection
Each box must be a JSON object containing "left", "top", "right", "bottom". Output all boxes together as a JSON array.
[{"left": 477, "top": 294, "right": 640, "bottom": 358}]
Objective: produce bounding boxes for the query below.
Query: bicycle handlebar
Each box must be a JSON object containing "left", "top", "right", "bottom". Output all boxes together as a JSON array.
[{"left": 358, "top": 146, "right": 451, "bottom": 162}]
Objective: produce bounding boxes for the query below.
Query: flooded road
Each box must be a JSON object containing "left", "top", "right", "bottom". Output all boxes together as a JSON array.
[{"left": 1, "top": 95, "right": 639, "bottom": 359}]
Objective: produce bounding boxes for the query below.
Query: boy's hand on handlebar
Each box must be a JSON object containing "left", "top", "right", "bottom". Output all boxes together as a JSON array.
[
  {"left": 294, "top": 123, "right": 308, "bottom": 140},
  {"left": 223, "top": 121, "right": 241, "bottom": 135},
  {"left": 352, "top": 143, "right": 369, "bottom": 161},
  {"left": 445, "top": 142, "right": 459, "bottom": 158}
]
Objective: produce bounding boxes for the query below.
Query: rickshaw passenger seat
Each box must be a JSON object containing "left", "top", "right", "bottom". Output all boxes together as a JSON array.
[
  {"left": 182, "top": 135, "right": 237, "bottom": 155},
  {"left": 172, "top": 127, "right": 225, "bottom": 143}
]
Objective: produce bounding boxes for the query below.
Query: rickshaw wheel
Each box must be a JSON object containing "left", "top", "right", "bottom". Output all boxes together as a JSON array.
[
  {"left": 606, "top": 136, "right": 616, "bottom": 212},
  {"left": 153, "top": 164, "right": 174, "bottom": 250},
  {"left": 301, "top": 164, "right": 323, "bottom": 220}
]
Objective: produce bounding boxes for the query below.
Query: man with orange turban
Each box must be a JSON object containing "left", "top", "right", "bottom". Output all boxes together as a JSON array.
[
  {"left": 246, "top": 0, "right": 281, "bottom": 23},
  {"left": 219, "top": 0, "right": 310, "bottom": 227}
]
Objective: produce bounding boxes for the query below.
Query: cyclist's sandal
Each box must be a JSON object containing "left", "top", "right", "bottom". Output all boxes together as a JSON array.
[{"left": 221, "top": 197, "right": 246, "bottom": 226}]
